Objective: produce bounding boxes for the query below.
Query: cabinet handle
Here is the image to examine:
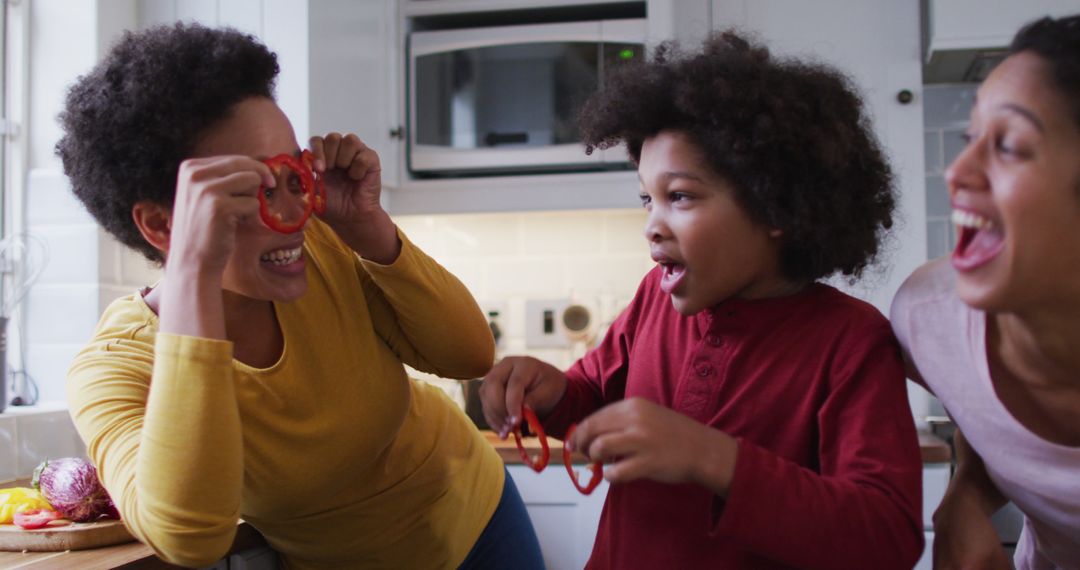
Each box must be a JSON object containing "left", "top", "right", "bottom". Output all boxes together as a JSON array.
[{"left": 389, "top": 126, "right": 404, "bottom": 139}]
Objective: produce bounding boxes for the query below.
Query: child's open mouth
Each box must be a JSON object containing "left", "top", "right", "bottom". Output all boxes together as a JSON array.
[
  {"left": 951, "top": 209, "right": 1004, "bottom": 272},
  {"left": 659, "top": 262, "right": 687, "bottom": 295}
]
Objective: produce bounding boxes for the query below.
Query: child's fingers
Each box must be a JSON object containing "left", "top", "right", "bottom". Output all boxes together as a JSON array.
[
  {"left": 601, "top": 455, "right": 646, "bottom": 484},
  {"left": 479, "top": 362, "right": 511, "bottom": 438}
]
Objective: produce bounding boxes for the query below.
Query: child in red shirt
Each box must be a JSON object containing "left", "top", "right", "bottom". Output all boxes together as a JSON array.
[{"left": 480, "top": 31, "right": 923, "bottom": 569}]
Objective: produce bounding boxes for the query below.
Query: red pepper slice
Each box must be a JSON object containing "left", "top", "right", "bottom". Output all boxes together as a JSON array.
[
  {"left": 563, "top": 423, "right": 603, "bottom": 495},
  {"left": 13, "top": 508, "right": 63, "bottom": 530},
  {"left": 512, "top": 406, "right": 550, "bottom": 473},
  {"left": 300, "top": 150, "right": 327, "bottom": 216},
  {"left": 259, "top": 153, "right": 317, "bottom": 233}
]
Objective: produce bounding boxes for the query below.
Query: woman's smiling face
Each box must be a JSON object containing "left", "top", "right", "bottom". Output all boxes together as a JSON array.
[
  {"left": 638, "top": 130, "right": 792, "bottom": 315},
  {"left": 946, "top": 51, "right": 1080, "bottom": 312},
  {"left": 189, "top": 96, "right": 310, "bottom": 302}
]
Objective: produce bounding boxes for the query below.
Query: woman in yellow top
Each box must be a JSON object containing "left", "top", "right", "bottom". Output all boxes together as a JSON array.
[{"left": 56, "top": 23, "right": 542, "bottom": 569}]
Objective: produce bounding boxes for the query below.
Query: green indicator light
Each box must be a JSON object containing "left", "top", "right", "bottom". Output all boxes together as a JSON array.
[{"left": 618, "top": 48, "right": 635, "bottom": 59}]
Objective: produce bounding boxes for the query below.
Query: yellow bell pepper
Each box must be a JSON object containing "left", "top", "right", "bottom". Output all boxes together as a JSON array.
[{"left": 0, "top": 487, "right": 55, "bottom": 524}]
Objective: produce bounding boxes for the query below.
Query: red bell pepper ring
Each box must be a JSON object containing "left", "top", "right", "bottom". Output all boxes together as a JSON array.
[
  {"left": 259, "top": 153, "right": 317, "bottom": 233},
  {"left": 563, "top": 423, "right": 603, "bottom": 495},
  {"left": 300, "top": 150, "right": 327, "bottom": 215},
  {"left": 512, "top": 406, "right": 550, "bottom": 473},
  {"left": 13, "top": 508, "right": 65, "bottom": 530}
]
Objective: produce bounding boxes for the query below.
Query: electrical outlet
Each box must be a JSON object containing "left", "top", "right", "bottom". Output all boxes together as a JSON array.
[
  {"left": 478, "top": 300, "right": 508, "bottom": 348},
  {"left": 525, "top": 298, "right": 571, "bottom": 348}
]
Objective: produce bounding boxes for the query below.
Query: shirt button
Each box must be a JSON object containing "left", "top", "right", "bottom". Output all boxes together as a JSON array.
[
  {"left": 697, "top": 364, "right": 712, "bottom": 377},
  {"left": 706, "top": 335, "right": 721, "bottom": 346}
]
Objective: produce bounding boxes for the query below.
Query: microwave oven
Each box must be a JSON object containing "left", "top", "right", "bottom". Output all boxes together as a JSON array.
[{"left": 408, "top": 18, "right": 646, "bottom": 177}]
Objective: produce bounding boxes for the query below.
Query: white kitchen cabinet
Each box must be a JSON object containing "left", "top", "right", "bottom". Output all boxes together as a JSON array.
[
  {"left": 309, "top": 0, "right": 403, "bottom": 190},
  {"left": 136, "top": 0, "right": 311, "bottom": 140},
  {"left": 918, "top": 463, "right": 951, "bottom": 570},
  {"left": 925, "top": 0, "right": 1078, "bottom": 53},
  {"left": 508, "top": 464, "right": 609, "bottom": 570},
  {"left": 705, "top": 0, "right": 926, "bottom": 315}
]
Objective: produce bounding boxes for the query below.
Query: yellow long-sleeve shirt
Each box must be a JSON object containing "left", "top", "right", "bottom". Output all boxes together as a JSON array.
[{"left": 67, "top": 220, "right": 503, "bottom": 569}]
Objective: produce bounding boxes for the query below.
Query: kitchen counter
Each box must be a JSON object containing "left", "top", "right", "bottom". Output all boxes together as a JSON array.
[{"left": 0, "top": 431, "right": 950, "bottom": 567}]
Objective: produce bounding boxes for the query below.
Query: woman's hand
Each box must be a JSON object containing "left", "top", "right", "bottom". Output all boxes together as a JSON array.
[
  {"left": 158, "top": 155, "right": 273, "bottom": 339},
  {"left": 168, "top": 155, "right": 273, "bottom": 278},
  {"left": 931, "top": 490, "right": 1011, "bottom": 570},
  {"left": 567, "top": 398, "right": 738, "bottom": 494},
  {"left": 308, "top": 133, "right": 400, "bottom": 263},
  {"left": 480, "top": 357, "right": 568, "bottom": 438},
  {"left": 931, "top": 428, "right": 1011, "bottom": 570}
]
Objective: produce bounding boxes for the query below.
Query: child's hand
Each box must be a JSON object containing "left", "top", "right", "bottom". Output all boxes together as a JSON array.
[
  {"left": 479, "top": 357, "right": 567, "bottom": 439},
  {"left": 567, "top": 398, "right": 739, "bottom": 495}
]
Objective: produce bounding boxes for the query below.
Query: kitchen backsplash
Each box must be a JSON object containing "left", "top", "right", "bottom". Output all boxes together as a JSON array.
[{"left": 393, "top": 209, "right": 653, "bottom": 402}]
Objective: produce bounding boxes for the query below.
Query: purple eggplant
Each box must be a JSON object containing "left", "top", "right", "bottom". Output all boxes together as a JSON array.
[{"left": 32, "top": 457, "right": 119, "bottom": 522}]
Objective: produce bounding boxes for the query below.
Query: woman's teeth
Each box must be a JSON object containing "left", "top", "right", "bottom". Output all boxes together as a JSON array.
[
  {"left": 951, "top": 209, "right": 995, "bottom": 231},
  {"left": 260, "top": 246, "right": 302, "bottom": 265}
]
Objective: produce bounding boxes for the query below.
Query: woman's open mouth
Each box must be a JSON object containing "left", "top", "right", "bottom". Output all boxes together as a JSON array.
[{"left": 951, "top": 209, "right": 1004, "bottom": 272}]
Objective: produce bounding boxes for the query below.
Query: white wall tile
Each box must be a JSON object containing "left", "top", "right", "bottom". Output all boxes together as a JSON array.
[
  {"left": 437, "top": 214, "right": 521, "bottom": 257},
  {"left": 437, "top": 259, "right": 486, "bottom": 300},
  {"left": 26, "top": 170, "right": 93, "bottom": 226},
  {"left": 395, "top": 216, "right": 447, "bottom": 257},
  {"left": 603, "top": 210, "right": 648, "bottom": 254},
  {"left": 487, "top": 259, "right": 566, "bottom": 298},
  {"left": 118, "top": 246, "right": 163, "bottom": 289},
  {"left": 520, "top": 212, "right": 605, "bottom": 256},
  {"left": 100, "top": 286, "right": 138, "bottom": 316},
  {"left": 25, "top": 284, "right": 100, "bottom": 345},
  {"left": 24, "top": 345, "right": 86, "bottom": 404},
  {"left": 564, "top": 255, "right": 650, "bottom": 301},
  {"left": 0, "top": 416, "right": 16, "bottom": 482},
  {"left": 15, "top": 411, "right": 85, "bottom": 478},
  {"left": 33, "top": 225, "right": 100, "bottom": 286}
]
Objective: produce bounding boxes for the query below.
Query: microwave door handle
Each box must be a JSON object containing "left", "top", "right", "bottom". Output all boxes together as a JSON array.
[{"left": 484, "top": 132, "right": 529, "bottom": 146}]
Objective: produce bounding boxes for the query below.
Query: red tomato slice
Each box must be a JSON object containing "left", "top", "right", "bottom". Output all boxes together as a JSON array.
[{"left": 13, "top": 508, "right": 61, "bottom": 530}]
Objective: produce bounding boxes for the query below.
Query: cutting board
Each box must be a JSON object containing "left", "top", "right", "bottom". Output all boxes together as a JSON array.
[{"left": 0, "top": 519, "right": 135, "bottom": 552}]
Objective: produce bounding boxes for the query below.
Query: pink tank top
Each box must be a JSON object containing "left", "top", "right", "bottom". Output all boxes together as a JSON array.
[{"left": 892, "top": 258, "right": 1080, "bottom": 570}]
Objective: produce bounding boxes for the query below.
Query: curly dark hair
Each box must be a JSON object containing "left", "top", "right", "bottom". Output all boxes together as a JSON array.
[
  {"left": 1010, "top": 14, "right": 1080, "bottom": 129},
  {"left": 56, "top": 23, "right": 279, "bottom": 263},
  {"left": 579, "top": 31, "right": 895, "bottom": 282}
]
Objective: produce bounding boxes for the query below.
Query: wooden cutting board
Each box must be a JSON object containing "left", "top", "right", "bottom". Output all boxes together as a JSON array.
[{"left": 0, "top": 519, "right": 135, "bottom": 552}]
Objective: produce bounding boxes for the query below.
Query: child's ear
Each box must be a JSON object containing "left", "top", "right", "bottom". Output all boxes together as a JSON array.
[{"left": 131, "top": 201, "right": 172, "bottom": 255}]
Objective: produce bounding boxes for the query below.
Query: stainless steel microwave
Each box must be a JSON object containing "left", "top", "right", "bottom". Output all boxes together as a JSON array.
[{"left": 408, "top": 19, "right": 646, "bottom": 177}]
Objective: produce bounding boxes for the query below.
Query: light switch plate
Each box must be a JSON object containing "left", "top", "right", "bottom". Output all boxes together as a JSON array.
[{"left": 525, "top": 298, "right": 571, "bottom": 348}]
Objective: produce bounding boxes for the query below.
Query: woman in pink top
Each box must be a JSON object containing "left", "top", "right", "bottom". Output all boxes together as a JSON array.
[{"left": 891, "top": 14, "right": 1080, "bottom": 570}]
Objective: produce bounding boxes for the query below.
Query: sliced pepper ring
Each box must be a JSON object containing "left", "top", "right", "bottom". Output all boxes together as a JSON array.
[
  {"left": 512, "top": 405, "right": 550, "bottom": 473},
  {"left": 300, "top": 150, "right": 327, "bottom": 216},
  {"left": 563, "top": 423, "right": 603, "bottom": 495},
  {"left": 13, "top": 508, "right": 64, "bottom": 530},
  {"left": 259, "top": 153, "right": 317, "bottom": 233}
]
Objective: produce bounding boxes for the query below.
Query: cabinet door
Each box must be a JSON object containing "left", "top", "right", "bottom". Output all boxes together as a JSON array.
[
  {"left": 309, "top": 0, "right": 402, "bottom": 189},
  {"left": 709, "top": 0, "right": 926, "bottom": 314},
  {"left": 508, "top": 464, "right": 609, "bottom": 570}
]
